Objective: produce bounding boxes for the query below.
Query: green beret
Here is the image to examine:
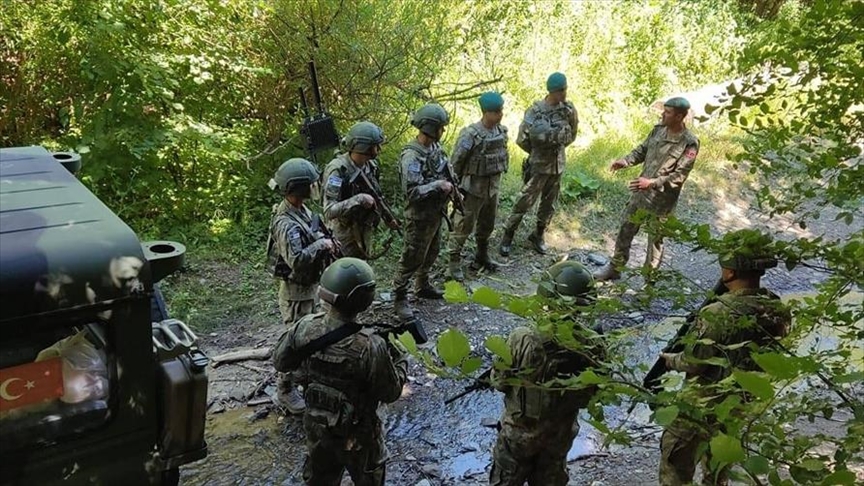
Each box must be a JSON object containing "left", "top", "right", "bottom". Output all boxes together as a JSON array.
[
  {"left": 664, "top": 97, "right": 691, "bottom": 110},
  {"left": 546, "top": 72, "right": 567, "bottom": 93},
  {"left": 478, "top": 91, "right": 504, "bottom": 112}
]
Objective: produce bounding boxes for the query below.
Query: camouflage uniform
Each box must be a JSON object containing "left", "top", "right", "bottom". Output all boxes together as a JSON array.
[
  {"left": 448, "top": 122, "right": 509, "bottom": 262},
  {"left": 267, "top": 200, "right": 334, "bottom": 401},
  {"left": 490, "top": 325, "right": 602, "bottom": 486},
  {"left": 281, "top": 312, "right": 408, "bottom": 486},
  {"left": 612, "top": 125, "right": 700, "bottom": 269},
  {"left": 392, "top": 140, "right": 451, "bottom": 297},
  {"left": 322, "top": 153, "right": 383, "bottom": 259},
  {"left": 659, "top": 288, "right": 791, "bottom": 485},
  {"left": 503, "top": 100, "right": 578, "bottom": 241}
]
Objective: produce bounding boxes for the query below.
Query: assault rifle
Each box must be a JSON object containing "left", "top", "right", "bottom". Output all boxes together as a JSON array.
[
  {"left": 348, "top": 168, "right": 403, "bottom": 235},
  {"left": 642, "top": 278, "right": 729, "bottom": 394},
  {"left": 437, "top": 154, "right": 464, "bottom": 232},
  {"left": 310, "top": 214, "right": 343, "bottom": 261},
  {"left": 375, "top": 318, "right": 428, "bottom": 345},
  {"left": 444, "top": 368, "right": 492, "bottom": 405}
]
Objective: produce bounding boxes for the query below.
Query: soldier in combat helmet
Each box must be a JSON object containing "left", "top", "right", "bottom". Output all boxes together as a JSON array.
[
  {"left": 392, "top": 103, "right": 455, "bottom": 320},
  {"left": 657, "top": 230, "right": 791, "bottom": 485},
  {"left": 322, "top": 121, "right": 399, "bottom": 259},
  {"left": 446, "top": 92, "right": 509, "bottom": 281},
  {"left": 499, "top": 72, "right": 578, "bottom": 257},
  {"left": 273, "top": 258, "right": 408, "bottom": 486},
  {"left": 266, "top": 158, "right": 339, "bottom": 414},
  {"left": 490, "top": 261, "right": 606, "bottom": 486}
]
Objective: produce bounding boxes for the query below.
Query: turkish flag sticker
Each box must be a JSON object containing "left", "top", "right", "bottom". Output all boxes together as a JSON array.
[{"left": 0, "top": 358, "right": 65, "bottom": 412}]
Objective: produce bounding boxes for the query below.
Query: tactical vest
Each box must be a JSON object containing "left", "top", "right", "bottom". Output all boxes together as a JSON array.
[
  {"left": 302, "top": 327, "right": 378, "bottom": 432},
  {"left": 465, "top": 125, "right": 508, "bottom": 177},
  {"left": 266, "top": 206, "right": 324, "bottom": 285},
  {"left": 516, "top": 337, "right": 593, "bottom": 420}
]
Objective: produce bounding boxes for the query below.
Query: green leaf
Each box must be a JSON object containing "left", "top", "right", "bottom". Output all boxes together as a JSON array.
[
  {"left": 833, "top": 371, "right": 864, "bottom": 383},
  {"left": 397, "top": 331, "right": 417, "bottom": 353},
  {"left": 653, "top": 405, "right": 679, "bottom": 426},
  {"left": 461, "top": 357, "right": 483, "bottom": 375},
  {"left": 714, "top": 395, "right": 741, "bottom": 422},
  {"left": 484, "top": 335, "right": 512, "bottom": 366},
  {"left": 732, "top": 370, "right": 774, "bottom": 401},
  {"left": 444, "top": 281, "right": 469, "bottom": 303},
  {"left": 820, "top": 469, "right": 856, "bottom": 485},
  {"left": 799, "top": 458, "right": 825, "bottom": 471},
  {"left": 76, "top": 145, "right": 91, "bottom": 154},
  {"left": 472, "top": 286, "right": 502, "bottom": 309},
  {"left": 436, "top": 328, "right": 470, "bottom": 368},
  {"left": 576, "top": 369, "right": 605, "bottom": 385},
  {"left": 710, "top": 433, "right": 745, "bottom": 463},
  {"left": 745, "top": 456, "right": 770, "bottom": 475},
  {"left": 752, "top": 352, "right": 799, "bottom": 379}
]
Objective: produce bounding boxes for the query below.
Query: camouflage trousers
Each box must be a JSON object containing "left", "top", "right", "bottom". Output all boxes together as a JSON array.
[
  {"left": 490, "top": 422, "right": 577, "bottom": 486},
  {"left": 448, "top": 191, "right": 499, "bottom": 257},
  {"left": 612, "top": 201, "right": 670, "bottom": 270},
  {"left": 277, "top": 284, "right": 317, "bottom": 392},
  {"left": 302, "top": 414, "right": 386, "bottom": 486},
  {"left": 659, "top": 418, "right": 728, "bottom": 486},
  {"left": 392, "top": 217, "right": 442, "bottom": 296},
  {"left": 504, "top": 173, "right": 561, "bottom": 235},
  {"left": 333, "top": 223, "right": 375, "bottom": 260}
]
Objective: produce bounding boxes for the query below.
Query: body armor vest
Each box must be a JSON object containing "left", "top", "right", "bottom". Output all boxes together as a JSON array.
[
  {"left": 466, "top": 126, "right": 508, "bottom": 177},
  {"left": 266, "top": 207, "right": 324, "bottom": 285}
]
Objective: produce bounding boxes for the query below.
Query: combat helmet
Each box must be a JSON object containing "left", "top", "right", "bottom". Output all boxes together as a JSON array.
[
  {"left": 344, "top": 121, "right": 385, "bottom": 155},
  {"left": 318, "top": 257, "right": 377, "bottom": 315},
  {"left": 538, "top": 261, "right": 597, "bottom": 305},
  {"left": 718, "top": 229, "right": 778, "bottom": 275},
  {"left": 269, "top": 158, "right": 319, "bottom": 197},
  {"left": 410, "top": 103, "right": 449, "bottom": 139}
]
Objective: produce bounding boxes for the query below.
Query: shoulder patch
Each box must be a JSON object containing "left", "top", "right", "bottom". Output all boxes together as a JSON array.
[
  {"left": 327, "top": 174, "right": 342, "bottom": 188},
  {"left": 288, "top": 226, "right": 304, "bottom": 254},
  {"left": 408, "top": 160, "right": 422, "bottom": 173},
  {"left": 684, "top": 147, "right": 698, "bottom": 160}
]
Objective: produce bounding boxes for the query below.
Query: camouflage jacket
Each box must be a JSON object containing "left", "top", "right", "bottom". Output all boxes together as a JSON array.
[
  {"left": 282, "top": 312, "right": 408, "bottom": 430},
  {"left": 623, "top": 124, "right": 700, "bottom": 214},
  {"left": 666, "top": 288, "right": 791, "bottom": 385},
  {"left": 322, "top": 153, "right": 382, "bottom": 248},
  {"left": 450, "top": 122, "right": 509, "bottom": 198},
  {"left": 267, "top": 201, "right": 332, "bottom": 300},
  {"left": 399, "top": 140, "right": 451, "bottom": 220},
  {"left": 491, "top": 325, "right": 604, "bottom": 442},
  {"left": 515, "top": 100, "right": 578, "bottom": 174}
]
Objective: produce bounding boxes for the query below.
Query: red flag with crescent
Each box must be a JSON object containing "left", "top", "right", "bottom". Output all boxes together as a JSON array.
[{"left": 0, "top": 358, "right": 65, "bottom": 412}]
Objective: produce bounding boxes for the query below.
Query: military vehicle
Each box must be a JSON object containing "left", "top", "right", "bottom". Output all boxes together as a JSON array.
[{"left": 0, "top": 146, "right": 208, "bottom": 485}]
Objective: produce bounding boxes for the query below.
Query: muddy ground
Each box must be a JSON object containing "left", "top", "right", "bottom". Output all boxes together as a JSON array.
[{"left": 174, "top": 192, "right": 862, "bottom": 485}]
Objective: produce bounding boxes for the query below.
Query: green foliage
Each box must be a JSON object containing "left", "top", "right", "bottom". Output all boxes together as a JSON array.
[{"left": 559, "top": 169, "right": 601, "bottom": 202}]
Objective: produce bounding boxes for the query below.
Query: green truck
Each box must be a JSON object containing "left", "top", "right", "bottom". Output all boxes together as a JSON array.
[{"left": 0, "top": 146, "right": 208, "bottom": 484}]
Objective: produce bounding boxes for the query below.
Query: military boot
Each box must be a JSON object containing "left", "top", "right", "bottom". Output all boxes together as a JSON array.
[
  {"left": 499, "top": 230, "right": 515, "bottom": 257},
  {"left": 593, "top": 263, "right": 621, "bottom": 282},
  {"left": 394, "top": 292, "right": 414, "bottom": 320},
  {"left": 472, "top": 240, "right": 500, "bottom": 272},
  {"left": 447, "top": 254, "right": 465, "bottom": 281},
  {"left": 276, "top": 375, "right": 306, "bottom": 415},
  {"left": 415, "top": 276, "right": 444, "bottom": 299},
  {"left": 527, "top": 224, "right": 549, "bottom": 255}
]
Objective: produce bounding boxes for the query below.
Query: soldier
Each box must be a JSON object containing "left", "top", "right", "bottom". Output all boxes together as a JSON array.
[
  {"left": 499, "top": 72, "right": 578, "bottom": 257},
  {"left": 322, "top": 121, "right": 398, "bottom": 259},
  {"left": 392, "top": 103, "right": 455, "bottom": 320},
  {"left": 490, "top": 261, "right": 606, "bottom": 486},
  {"left": 657, "top": 231, "right": 791, "bottom": 485},
  {"left": 266, "top": 158, "right": 339, "bottom": 414},
  {"left": 446, "top": 91, "right": 509, "bottom": 281},
  {"left": 273, "top": 258, "right": 408, "bottom": 486},
  {"left": 593, "top": 97, "right": 700, "bottom": 281}
]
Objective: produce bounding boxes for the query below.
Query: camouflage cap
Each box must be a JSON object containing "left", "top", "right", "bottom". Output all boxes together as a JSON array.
[
  {"left": 478, "top": 92, "right": 504, "bottom": 112},
  {"left": 546, "top": 72, "right": 567, "bottom": 93},
  {"left": 664, "top": 97, "right": 691, "bottom": 110},
  {"left": 717, "top": 229, "right": 778, "bottom": 271}
]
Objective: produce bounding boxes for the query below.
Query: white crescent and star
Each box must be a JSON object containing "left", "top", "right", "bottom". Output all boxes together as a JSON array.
[{"left": 0, "top": 377, "right": 25, "bottom": 401}]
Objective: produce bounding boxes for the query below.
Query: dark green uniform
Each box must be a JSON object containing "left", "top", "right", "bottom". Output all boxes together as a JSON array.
[{"left": 322, "top": 153, "right": 382, "bottom": 260}]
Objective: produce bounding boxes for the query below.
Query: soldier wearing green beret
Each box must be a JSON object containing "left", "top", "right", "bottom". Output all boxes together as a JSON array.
[
  {"left": 657, "top": 230, "right": 791, "bottom": 485},
  {"left": 446, "top": 91, "right": 509, "bottom": 281},
  {"left": 594, "top": 97, "right": 700, "bottom": 281},
  {"left": 499, "top": 73, "right": 578, "bottom": 257}
]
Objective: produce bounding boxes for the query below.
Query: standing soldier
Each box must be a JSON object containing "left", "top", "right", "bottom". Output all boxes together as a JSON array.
[
  {"left": 657, "top": 231, "right": 791, "bottom": 485},
  {"left": 322, "top": 121, "right": 397, "bottom": 259},
  {"left": 490, "top": 261, "right": 606, "bottom": 486},
  {"left": 266, "top": 158, "right": 338, "bottom": 414},
  {"left": 272, "top": 258, "right": 408, "bottom": 486},
  {"left": 499, "top": 72, "right": 578, "bottom": 257},
  {"left": 392, "top": 103, "right": 454, "bottom": 320},
  {"left": 446, "top": 92, "right": 509, "bottom": 281},
  {"left": 593, "top": 97, "right": 699, "bottom": 281}
]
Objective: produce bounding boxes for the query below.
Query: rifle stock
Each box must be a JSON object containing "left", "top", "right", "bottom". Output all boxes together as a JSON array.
[
  {"left": 349, "top": 169, "right": 403, "bottom": 235},
  {"left": 311, "top": 214, "right": 343, "bottom": 260},
  {"left": 445, "top": 368, "right": 492, "bottom": 405}
]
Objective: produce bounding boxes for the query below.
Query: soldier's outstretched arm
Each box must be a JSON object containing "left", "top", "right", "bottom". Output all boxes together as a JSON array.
[{"left": 368, "top": 335, "right": 408, "bottom": 404}]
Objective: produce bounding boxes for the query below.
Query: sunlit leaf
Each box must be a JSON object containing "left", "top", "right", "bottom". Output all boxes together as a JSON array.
[
  {"left": 732, "top": 370, "right": 774, "bottom": 401},
  {"left": 710, "top": 433, "right": 745, "bottom": 463},
  {"left": 653, "top": 405, "right": 679, "bottom": 426},
  {"left": 484, "top": 335, "right": 512, "bottom": 366},
  {"left": 472, "top": 286, "right": 502, "bottom": 309},
  {"left": 436, "top": 328, "right": 470, "bottom": 368},
  {"left": 444, "top": 281, "right": 469, "bottom": 303}
]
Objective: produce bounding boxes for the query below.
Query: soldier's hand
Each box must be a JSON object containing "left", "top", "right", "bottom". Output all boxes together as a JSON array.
[
  {"left": 610, "top": 159, "right": 628, "bottom": 171},
  {"left": 357, "top": 193, "right": 376, "bottom": 208},
  {"left": 628, "top": 177, "right": 653, "bottom": 192},
  {"left": 437, "top": 180, "right": 453, "bottom": 194},
  {"left": 321, "top": 239, "right": 336, "bottom": 252}
]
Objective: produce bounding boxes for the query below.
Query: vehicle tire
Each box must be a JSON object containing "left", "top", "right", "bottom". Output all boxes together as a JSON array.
[
  {"left": 161, "top": 467, "right": 180, "bottom": 486},
  {"left": 151, "top": 284, "right": 170, "bottom": 323}
]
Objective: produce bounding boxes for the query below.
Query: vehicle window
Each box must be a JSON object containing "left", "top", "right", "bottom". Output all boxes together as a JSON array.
[{"left": 0, "top": 319, "right": 114, "bottom": 449}]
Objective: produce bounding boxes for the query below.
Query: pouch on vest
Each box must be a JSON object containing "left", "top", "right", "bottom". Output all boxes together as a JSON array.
[{"left": 304, "top": 382, "right": 356, "bottom": 433}]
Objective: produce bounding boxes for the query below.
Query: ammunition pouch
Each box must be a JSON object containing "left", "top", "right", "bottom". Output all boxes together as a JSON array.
[
  {"left": 304, "top": 383, "right": 357, "bottom": 433},
  {"left": 466, "top": 131, "right": 508, "bottom": 177}
]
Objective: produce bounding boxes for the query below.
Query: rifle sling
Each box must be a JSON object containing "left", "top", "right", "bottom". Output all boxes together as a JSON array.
[{"left": 293, "top": 322, "right": 362, "bottom": 364}]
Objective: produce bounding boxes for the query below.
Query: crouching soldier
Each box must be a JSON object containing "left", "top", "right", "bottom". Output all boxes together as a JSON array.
[
  {"left": 273, "top": 258, "right": 408, "bottom": 486},
  {"left": 267, "top": 158, "right": 339, "bottom": 414},
  {"left": 490, "top": 261, "right": 606, "bottom": 486}
]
